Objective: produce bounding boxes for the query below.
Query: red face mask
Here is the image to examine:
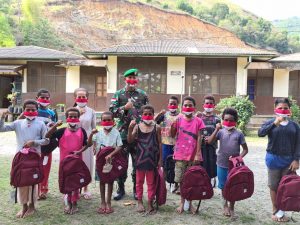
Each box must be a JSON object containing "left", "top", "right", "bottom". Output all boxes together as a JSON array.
[
  {"left": 66, "top": 118, "right": 80, "bottom": 123},
  {"left": 182, "top": 107, "right": 195, "bottom": 112},
  {"left": 126, "top": 79, "right": 138, "bottom": 85},
  {"left": 223, "top": 121, "right": 236, "bottom": 127},
  {"left": 168, "top": 105, "right": 178, "bottom": 110},
  {"left": 274, "top": 109, "right": 291, "bottom": 115},
  {"left": 37, "top": 98, "right": 50, "bottom": 104},
  {"left": 203, "top": 103, "right": 215, "bottom": 109},
  {"left": 100, "top": 121, "right": 114, "bottom": 126},
  {"left": 23, "top": 111, "right": 38, "bottom": 117},
  {"left": 142, "top": 115, "right": 154, "bottom": 121},
  {"left": 75, "top": 98, "right": 88, "bottom": 103}
]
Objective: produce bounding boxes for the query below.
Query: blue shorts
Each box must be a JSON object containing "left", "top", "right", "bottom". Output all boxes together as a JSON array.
[
  {"left": 162, "top": 144, "right": 174, "bottom": 165},
  {"left": 217, "top": 166, "right": 228, "bottom": 190}
]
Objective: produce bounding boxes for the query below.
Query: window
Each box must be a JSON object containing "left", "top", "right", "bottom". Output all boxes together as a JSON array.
[
  {"left": 185, "top": 58, "right": 236, "bottom": 95},
  {"left": 27, "top": 62, "right": 66, "bottom": 93},
  {"left": 80, "top": 66, "right": 107, "bottom": 97},
  {"left": 117, "top": 57, "right": 167, "bottom": 93},
  {"left": 289, "top": 71, "right": 300, "bottom": 98},
  {"left": 247, "top": 69, "right": 273, "bottom": 97}
]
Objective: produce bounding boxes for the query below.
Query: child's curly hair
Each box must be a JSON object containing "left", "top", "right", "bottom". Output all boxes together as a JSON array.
[
  {"left": 222, "top": 107, "right": 238, "bottom": 122},
  {"left": 65, "top": 107, "right": 80, "bottom": 118}
]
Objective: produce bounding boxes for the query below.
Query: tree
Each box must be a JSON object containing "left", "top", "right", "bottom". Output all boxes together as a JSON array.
[
  {"left": 211, "top": 3, "right": 229, "bottom": 22},
  {"left": 177, "top": 0, "right": 194, "bottom": 15},
  {"left": 0, "top": 13, "right": 15, "bottom": 47}
]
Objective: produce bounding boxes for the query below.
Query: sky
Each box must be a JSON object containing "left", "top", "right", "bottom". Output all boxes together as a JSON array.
[{"left": 230, "top": 0, "right": 300, "bottom": 21}]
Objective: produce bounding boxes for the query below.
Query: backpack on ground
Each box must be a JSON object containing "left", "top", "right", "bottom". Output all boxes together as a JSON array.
[
  {"left": 10, "top": 148, "right": 44, "bottom": 188},
  {"left": 164, "top": 154, "right": 175, "bottom": 184},
  {"left": 96, "top": 146, "right": 128, "bottom": 183},
  {"left": 223, "top": 156, "right": 254, "bottom": 202},
  {"left": 155, "top": 167, "right": 167, "bottom": 209},
  {"left": 181, "top": 165, "right": 214, "bottom": 212},
  {"left": 276, "top": 173, "right": 300, "bottom": 212},
  {"left": 59, "top": 154, "right": 91, "bottom": 194}
]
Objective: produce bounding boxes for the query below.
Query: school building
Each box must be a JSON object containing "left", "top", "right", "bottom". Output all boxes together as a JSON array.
[{"left": 1, "top": 43, "right": 300, "bottom": 115}]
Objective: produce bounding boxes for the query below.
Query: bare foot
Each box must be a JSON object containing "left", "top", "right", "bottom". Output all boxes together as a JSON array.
[
  {"left": 137, "top": 201, "right": 146, "bottom": 213},
  {"left": 176, "top": 202, "right": 184, "bottom": 214},
  {"left": 229, "top": 209, "right": 238, "bottom": 220},
  {"left": 23, "top": 207, "right": 36, "bottom": 218},
  {"left": 272, "top": 215, "right": 290, "bottom": 222},
  {"left": 16, "top": 209, "right": 27, "bottom": 218},
  {"left": 189, "top": 203, "right": 198, "bottom": 215},
  {"left": 64, "top": 203, "right": 71, "bottom": 214},
  {"left": 70, "top": 204, "right": 79, "bottom": 215},
  {"left": 223, "top": 205, "right": 230, "bottom": 217}
]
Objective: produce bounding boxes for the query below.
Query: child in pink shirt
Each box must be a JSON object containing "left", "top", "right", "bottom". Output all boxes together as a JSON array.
[{"left": 171, "top": 96, "right": 205, "bottom": 214}]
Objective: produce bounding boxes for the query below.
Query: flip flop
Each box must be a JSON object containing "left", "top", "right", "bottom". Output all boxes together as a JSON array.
[
  {"left": 97, "top": 207, "right": 106, "bottom": 214},
  {"left": 272, "top": 210, "right": 290, "bottom": 222},
  {"left": 105, "top": 207, "right": 114, "bottom": 214},
  {"left": 83, "top": 192, "right": 92, "bottom": 200}
]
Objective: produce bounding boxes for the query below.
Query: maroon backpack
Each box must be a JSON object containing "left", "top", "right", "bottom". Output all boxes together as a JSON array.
[
  {"left": 181, "top": 165, "right": 214, "bottom": 212},
  {"left": 223, "top": 156, "right": 254, "bottom": 202},
  {"left": 59, "top": 154, "right": 91, "bottom": 194},
  {"left": 276, "top": 174, "right": 300, "bottom": 212},
  {"left": 96, "top": 146, "right": 128, "bottom": 183},
  {"left": 10, "top": 148, "right": 44, "bottom": 187},
  {"left": 155, "top": 168, "right": 167, "bottom": 209}
]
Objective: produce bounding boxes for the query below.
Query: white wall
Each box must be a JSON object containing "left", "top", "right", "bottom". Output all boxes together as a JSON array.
[
  {"left": 66, "top": 66, "right": 80, "bottom": 93},
  {"left": 22, "top": 69, "right": 27, "bottom": 93},
  {"left": 236, "top": 57, "right": 248, "bottom": 96},
  {"left": 107, "top": 56, "right": 118, "bottom": 93},
  {"left": 273, "top": 69, "right": 289, "bottom": 97},
  {"left": 167, "top": 57, "right": 185, "bottom": 94}
]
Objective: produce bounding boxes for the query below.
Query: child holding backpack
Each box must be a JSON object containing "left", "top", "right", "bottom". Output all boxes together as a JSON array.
[
  {"left": 171, "top": 96, "right": 205, "bottom": 214},
  {"left": 0, "top": 100, "right": 49, "bottom": 218},
  {"left": 154, "top": 96, "right": 180, "bottom": 192},
  {"left": 207, "top": 107, "right": 248, "bottom": 219},
  {"left": 46, "top": 107, "right": 97, "bottom": 215},
  {"left": 93, "top": 111, "right": 123, "bottom": 214},
  {"left": 128, "top": 105, "right": 162, "bottom": 215},
  {"left": 196, "top": 95, "right": 221, "bottom": 186},
  {"left": 258, "top": 98, "right": 300, "bottom": 222}
]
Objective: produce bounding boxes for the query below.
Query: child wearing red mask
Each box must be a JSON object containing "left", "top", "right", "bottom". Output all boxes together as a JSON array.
[
  {"left": 0, "top": 100, "right": 49, "bottom": 218},
  {"left": 207, "top": 107, "right": 248, "bottom": 219},
  {"left": 258, "top": 98, "right": 300, "bottom": 222},
  {"left": 154, "top": 96, "right": 180, "bottom": 191},
  {"left": 171, "top": 96, "right": 205, "bottom": 214},
  {"left": 92, "top": 111, "right": 123, "bottom": 214},
  {"left": 46, "top": 107, "right": 97, "bottom": 214},
  {"left": 128, "top": 105, "right": 162, "bottom": 215},
  {"left": 74, "top": 88, "right": 96, "bottom": 200},
  {"left": 196, "top": 95, "right": 221, "bottom": 186}
]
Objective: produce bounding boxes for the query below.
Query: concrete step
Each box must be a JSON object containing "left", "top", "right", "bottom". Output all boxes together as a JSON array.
[{"left": 249, "top": 115, "right": 273, "bottom": 124}]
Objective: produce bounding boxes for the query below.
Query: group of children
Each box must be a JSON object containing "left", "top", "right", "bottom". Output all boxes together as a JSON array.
[{"left": 1, "top": 88, "right": 250, "bottom": 219}]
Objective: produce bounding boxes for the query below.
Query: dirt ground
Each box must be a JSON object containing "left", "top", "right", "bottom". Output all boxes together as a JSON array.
[{"left": 0, "top": 132, "right": 299, "bottom": 225}]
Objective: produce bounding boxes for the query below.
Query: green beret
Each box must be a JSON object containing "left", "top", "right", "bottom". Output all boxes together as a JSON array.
[{"left": 124, "top": 68, "right": 138, "bottom": 77}]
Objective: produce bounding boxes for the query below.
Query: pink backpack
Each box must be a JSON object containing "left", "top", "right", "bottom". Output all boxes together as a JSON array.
[
  {"left": 155, "top": 168, "right": 167, "bottom": 209},
  {"left": 59, "top": 154, "right": 91, "bottom": 194},
  {"left": 96, "top": 146, "right": 128, "bottom": 183},
  {"left": 10, "top": 148, "right": 44, "bottom": 187},
  {"left": 223, "top": 156, "right": 254, "bottom": 202},
  {"left": 276, "top": 174, "right": 300, "bottom": 212},
  {"left": 181, "top": 165, "right": 214, "bottom": 212}
]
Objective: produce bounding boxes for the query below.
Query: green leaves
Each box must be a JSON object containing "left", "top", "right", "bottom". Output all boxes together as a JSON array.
[{"left": 216, "top": 96, "right": 255, "bottom": 135}]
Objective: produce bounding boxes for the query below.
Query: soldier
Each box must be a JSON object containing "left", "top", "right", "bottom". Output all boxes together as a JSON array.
[{"left": 109, "top": 68, "right": 149, "bottom": 200}]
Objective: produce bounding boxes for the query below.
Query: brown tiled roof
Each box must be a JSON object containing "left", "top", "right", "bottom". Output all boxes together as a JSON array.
[
  {"left": 0, "top": 46, "right": 83, "bottom": 60},
  {"left": 84, "top": 40, "right": 278, "bottom": 57},
  {"left": 270, "top": 53, "right": 300, "bottom": 62}
]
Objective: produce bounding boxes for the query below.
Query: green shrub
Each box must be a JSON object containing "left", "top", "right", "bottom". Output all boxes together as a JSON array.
[
  {"left": 289, "top": 97, "right": 300, "bottom": 123},
  {"left": 216, "top": 96, "right": 255, "bottom": 134}
]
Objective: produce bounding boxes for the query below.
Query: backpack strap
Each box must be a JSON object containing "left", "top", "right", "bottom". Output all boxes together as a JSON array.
[
  {"left": 31, "top": 185, "right": 34, "bottom": 204},
  {"left": 196, "top": 200, "right": 202, "bottom": 213},
  {"left": 15, "top": 188, "right": 17, "bottom": 204}
]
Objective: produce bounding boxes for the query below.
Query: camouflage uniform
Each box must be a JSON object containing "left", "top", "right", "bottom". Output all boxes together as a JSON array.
[{"left": 109, "top": 87, "right": 148, "bottom": 195}]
